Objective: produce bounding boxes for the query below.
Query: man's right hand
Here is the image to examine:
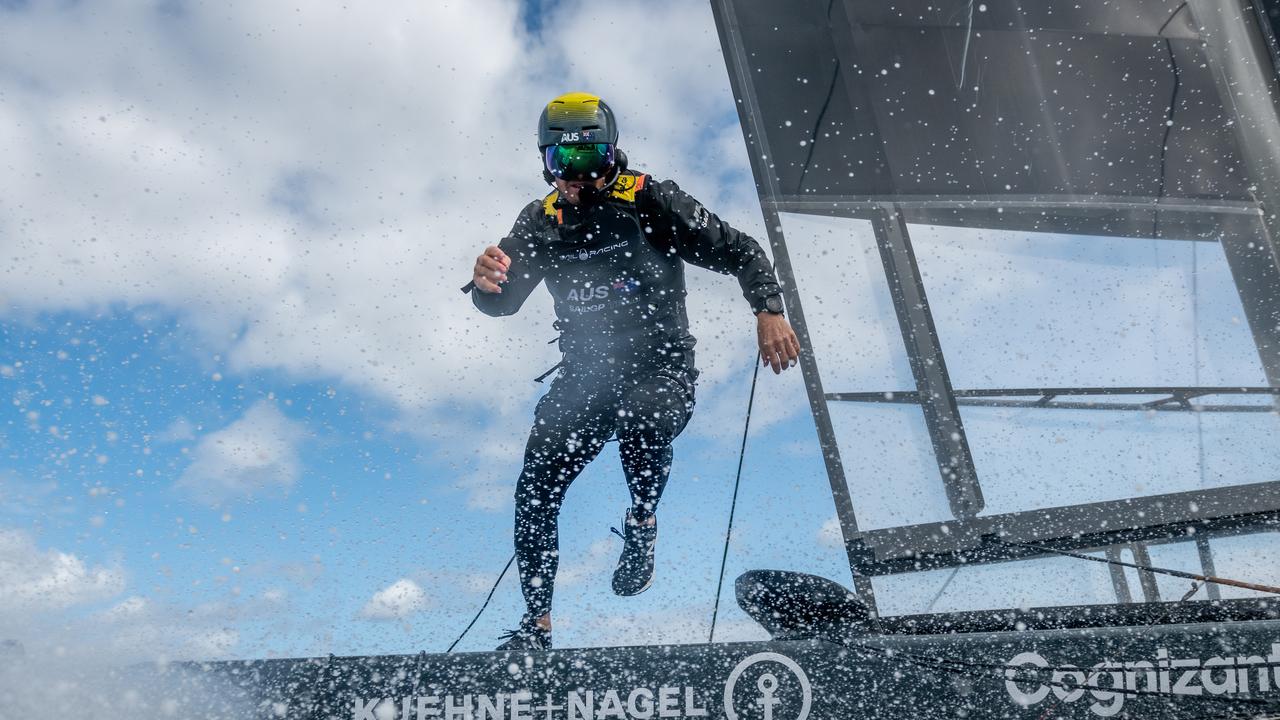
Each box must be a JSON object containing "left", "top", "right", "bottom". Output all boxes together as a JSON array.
[{"left": 473, "top": 246, "right": 512, "bottom": 294}]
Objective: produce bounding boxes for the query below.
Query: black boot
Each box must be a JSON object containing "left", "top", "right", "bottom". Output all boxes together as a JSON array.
[
  {"left": 496, "top": 615, "right": 551, "bottom": 652},
  {"left": 611, "top": 509, "right": 657, "bottom": 596}
]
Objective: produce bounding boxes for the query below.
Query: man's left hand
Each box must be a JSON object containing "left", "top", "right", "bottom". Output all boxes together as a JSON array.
[{"left": 757, "top": 313, "right": 801, "bottom": 374}]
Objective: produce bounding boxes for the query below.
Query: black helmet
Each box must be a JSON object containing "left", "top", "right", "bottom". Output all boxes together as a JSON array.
[{"left": 537, "top": 92, "right": 619, "bottom": 149}]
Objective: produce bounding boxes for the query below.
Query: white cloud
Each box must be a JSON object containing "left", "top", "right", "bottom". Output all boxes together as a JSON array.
[
  {"left": 154, "top": 416, "right": 197, "bottom": 443},
  {"left": 361, "top": 578, "right": 429, "bottom": 620},
  {"left": 245, "top": 558, "right": 326, "bottom": 590},
  {"left": 98, "top": 595, "right": 150, "bottom": 622},
  {"left": 414, "top": 568, "right": 514, "bottom": 598},
  {"left": 0, "top": 528, "right": 125, "bottom": 614},
  {"left": 557, "top": 539, "right": 616, "bottom": 587},
  {"left": 0, "top": 0, "right": 790, "bottom": 509},
  {"left": 817, "top": 516, "right": 844, "bottom": 549},
  {"left": 0, "top": 0, "right": 556, "bottom": 406},
  {"left": 0, "top": 529, "right": 295, "bottom": 665},
  {"left": 90, "top": 592, "right": 298, "bottom": 661},
  {"left": 0, "top": 470, "right": 70, "bottom": 517},
  {"left": 450, "top": 430, "right": 531, "bottom": 512},
  {"left": 174, "top": 401, "right": 306, "bottom": 506},
  {"left": 187, "top": 628, "right": 241, "bottom": 658},
  {"left": 0, "top": 589, "right": 295, "bottom": 720}
]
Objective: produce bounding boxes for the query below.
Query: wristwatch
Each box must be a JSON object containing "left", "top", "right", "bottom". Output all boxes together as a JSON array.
[{"left": 755, "top": 294, "right": 785, "bottom": 315}]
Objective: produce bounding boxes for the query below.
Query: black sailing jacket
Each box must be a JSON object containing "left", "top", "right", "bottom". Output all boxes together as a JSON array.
[{"left": 470, "top": 170, "right": 782, "bottom": 363}]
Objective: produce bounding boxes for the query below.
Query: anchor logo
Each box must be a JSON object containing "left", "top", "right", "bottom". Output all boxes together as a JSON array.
[
  {"left": 723, "top": 652, "right": 812, "bottom": 720},
  {"left": 757, "top": 673, "right": 780, "bottom": 720}
]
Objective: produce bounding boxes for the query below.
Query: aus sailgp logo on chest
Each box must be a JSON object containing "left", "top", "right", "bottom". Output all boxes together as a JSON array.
[
  {"left": 565, "top": 280, "right": 639, "bottom": 302},
  {"left": 567, "top": 286, "right": 609, "bottom": 302},
  {"left": 1004, "top": 643, "right": 1280, "bottom": 717}
]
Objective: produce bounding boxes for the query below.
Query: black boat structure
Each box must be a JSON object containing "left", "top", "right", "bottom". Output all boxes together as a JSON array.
[{"left": 129, "top": 0, "right": 1280, "bottom": 717}]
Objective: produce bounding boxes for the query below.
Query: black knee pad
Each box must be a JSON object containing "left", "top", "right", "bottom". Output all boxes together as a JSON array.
[{"left": 618, "top": 374, "right": 694, "bottom": 447}]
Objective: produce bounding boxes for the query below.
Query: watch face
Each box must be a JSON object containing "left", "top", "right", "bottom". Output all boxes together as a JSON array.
[{"left": 766, "top": 295, "right": 784, "bottom": 313}]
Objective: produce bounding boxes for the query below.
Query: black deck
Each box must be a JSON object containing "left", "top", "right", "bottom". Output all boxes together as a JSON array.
[{"left": 129, "top": 605, "right": 1280, "bottom": 719}]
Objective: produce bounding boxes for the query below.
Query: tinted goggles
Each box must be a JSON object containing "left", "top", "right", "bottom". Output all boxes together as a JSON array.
[{"left": 544, "top": 143, "right": 615, "bottom": 181}]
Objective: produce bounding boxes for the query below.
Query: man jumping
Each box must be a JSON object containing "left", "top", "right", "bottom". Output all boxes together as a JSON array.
[{"left": 466, "top": 92, "right": 799, "bottom": 651}]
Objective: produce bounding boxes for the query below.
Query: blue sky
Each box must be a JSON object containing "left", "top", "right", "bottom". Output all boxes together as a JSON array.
[
  {"left": 0, "top": 304, "right": 846, "bottom": 657},
  {"left": 2, "top": 0, "right": 1278, "bottom": 688}
]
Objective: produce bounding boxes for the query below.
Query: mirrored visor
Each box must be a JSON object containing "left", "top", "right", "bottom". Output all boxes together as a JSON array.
[{"left": 544, "top": 143, "right": 615, "bottom": 181}]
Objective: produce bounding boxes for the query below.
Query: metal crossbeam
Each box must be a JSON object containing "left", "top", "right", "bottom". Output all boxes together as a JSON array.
[{"left": 828, "top": 386, "right": 1280, "bottom": 412}]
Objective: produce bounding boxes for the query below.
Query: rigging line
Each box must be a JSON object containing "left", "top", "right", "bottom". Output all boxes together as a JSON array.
[
  {"left": 957, "top": 0, "right": 975, "bottom": 90},
  {"left": 1000, "top": 538, "right": 1280, "bottom": 596},
  {"left": 1153, "top": 1, "right": 1188, "bottom": 240},
  {"left": 795, "top": 59, "right": 841, "bottom": 190},
  {"left": 795, "top": 0, "right": 840, "bottom": 192},
  {"left": 708, "top": 356, "right": 762, "bottom": 643},
  {"left": 445, "top": 553, "right": 516, "bottom": 653},
  {"left": 923, "top": 566, "right": 961, "bottom": 613}
]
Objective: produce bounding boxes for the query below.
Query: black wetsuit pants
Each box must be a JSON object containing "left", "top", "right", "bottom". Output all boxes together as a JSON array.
[{"left": 514, "top": 354, "right": 697, "bottom": 620}]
